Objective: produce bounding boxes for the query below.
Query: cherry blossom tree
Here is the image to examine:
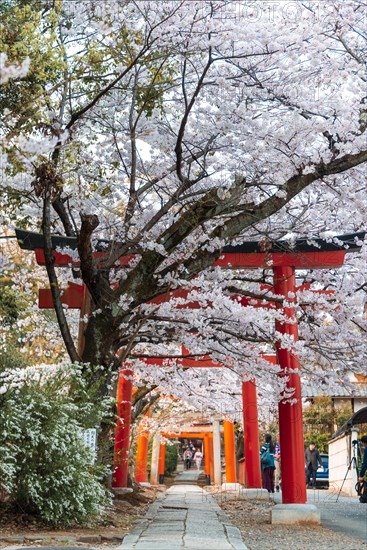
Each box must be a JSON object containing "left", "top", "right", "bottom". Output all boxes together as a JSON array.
[{"left": 1, "top": 0, "right": 366, "bottom": 413}]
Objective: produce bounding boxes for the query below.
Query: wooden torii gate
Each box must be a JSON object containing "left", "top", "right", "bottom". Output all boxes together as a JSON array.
[{"left": 15, "top": 229, "right": 365, "bottom": 508}]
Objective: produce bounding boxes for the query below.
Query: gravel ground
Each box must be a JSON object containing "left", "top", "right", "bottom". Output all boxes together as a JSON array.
[{"left": 214, "top": 496, "right": 367, "bottom": 550}]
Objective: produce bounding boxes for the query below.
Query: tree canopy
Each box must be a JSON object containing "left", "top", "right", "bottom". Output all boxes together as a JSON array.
[{"left": 1, "top": 0, "right": 366, "bottom": 415}]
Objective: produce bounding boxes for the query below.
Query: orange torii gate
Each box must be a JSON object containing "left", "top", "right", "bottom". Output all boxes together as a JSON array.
[
  {"left": 133, "top": 356, "right": 277, "bottom": 489},
  {"left": 160, "top": 429, "right": 217, "bottom": 485},
  {"left": 136, "top": 420, "right": 235, "bottom": 488},
  {"left": 118, "top": 356, "right": 238, "bottom": 487},
  {"left": 15, "top": 229, "right": 365, "bottom": 512}
]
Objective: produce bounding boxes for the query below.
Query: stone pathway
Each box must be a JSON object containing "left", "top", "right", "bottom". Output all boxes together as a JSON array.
[
  {"left": 120, "top": 483, "right": 248, "bottom": 550},
  {"left": 174, "top": 470, "right": 200, "bottom": 482}
]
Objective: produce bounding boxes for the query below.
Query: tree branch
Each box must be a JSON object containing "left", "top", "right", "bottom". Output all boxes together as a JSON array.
[
  {"left": 180, "top": 149, "right": 367, "bottom": 278},
  {"left": 41, "top": 175, "right": 80, "bottom": 363},
  {"left": 174, "top": 49, "right": 212, "bottom": 183},
  {"left": 77, "top": 213, "right": 114, "bottom": 308}
]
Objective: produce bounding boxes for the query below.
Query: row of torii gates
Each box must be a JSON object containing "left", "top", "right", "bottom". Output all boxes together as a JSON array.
[
  {"left": 135, "top": 416, "right": 239, "bottom": 488},
  {"left": 16, "top": 229, "right": 364, "bottom": 512}
]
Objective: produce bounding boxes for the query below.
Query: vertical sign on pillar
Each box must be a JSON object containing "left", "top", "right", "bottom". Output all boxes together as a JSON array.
[
  {"left": 274, "top": 266, "right": 306, "bottom": 505},
  {"left": 242, "top": 380, "right": 262, "bottom": 488},
  {"left": 113, "top": 368, "right": 133, "bottom": 489},
  {"left": 223, "top": 420, "right": 237, "bottom": 484}
]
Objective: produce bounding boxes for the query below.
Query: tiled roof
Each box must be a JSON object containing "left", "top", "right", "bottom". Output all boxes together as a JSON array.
[{"left": 302, "top": 383, "right": 367, "bottom": 398}]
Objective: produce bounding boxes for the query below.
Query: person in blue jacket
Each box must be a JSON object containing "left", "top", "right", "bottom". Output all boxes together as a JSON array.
[
  {"left": 358, "top": 435, "right": 367, "bottom": 481},
  {"left": 260, "top": 433, "right": 275, "bottom": 493}
]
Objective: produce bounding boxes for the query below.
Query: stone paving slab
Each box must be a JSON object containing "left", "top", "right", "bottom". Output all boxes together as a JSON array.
[
  {"left": 174, "top": 470, "right": 200, "bottom": 482},
  {"left": 119, "top": 483, "right": 248, "bottom": 550}
]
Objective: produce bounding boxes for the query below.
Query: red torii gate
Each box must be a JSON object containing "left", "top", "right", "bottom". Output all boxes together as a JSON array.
[
  {"left": 36, "top": 277, "right": 334, "bottom": 490},
  {"left": 15, "top": 229, "right": 365, "bottom": 506}
]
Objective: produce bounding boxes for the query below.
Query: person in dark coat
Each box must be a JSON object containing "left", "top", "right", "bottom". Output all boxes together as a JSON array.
[
  {"left": 260, "top": 434, "right": 275, "bottom": 493},
  {"left": 183, "top": 447, "right": 192, "bottom": 470},
  {"left": 305, "top": 441, "right": 323, "bottom": 488},
  {"left": 358, "top": 435, "right": 367, "bottom": 481}
]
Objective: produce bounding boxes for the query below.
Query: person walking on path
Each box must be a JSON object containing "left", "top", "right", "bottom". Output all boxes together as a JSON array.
[
  {"left": 260, "top": 434, "right": 275, "bottom": 493},
  {"left": 358, "top": 435, "right": 367, "bottom": 480},
  {"left": 357, "top": 435, "right": 367, "bottom": 503},
  {"left": 305, "top": 441, "right": 323, "bottom": 488},
  {"left": 193, "top": 448, "right": 203, "bottom": 470},
  {"left": 274, "top": 433, "right": 281, "bottom": 492},
  {"left": 183, "top": 447, "right": 192, "bottom": 470}
]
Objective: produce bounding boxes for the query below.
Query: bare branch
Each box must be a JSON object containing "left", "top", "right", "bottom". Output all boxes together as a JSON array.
[{"left": 40, "top": 168, "right": 80, "bottom": 363}]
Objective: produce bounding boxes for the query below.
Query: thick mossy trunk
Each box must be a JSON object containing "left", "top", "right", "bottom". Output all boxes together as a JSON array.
[
  {"left": 80, "top": 313, "right": 119, "bottom": 471},
  {"left": 82, "top": 311, "right": 116, "bottom": 366}
]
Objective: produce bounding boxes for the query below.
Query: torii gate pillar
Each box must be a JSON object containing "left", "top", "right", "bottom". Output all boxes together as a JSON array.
[
  {"left": 135, "top": 412, "right": 150, "bottom": 484},
  {"left": 273, "top": 266, "right": 307, "bottom": 505},
  {"left": 242, "top": 380, "right": 262, "bottom": 488},
  {"left": 112, "top": 368, "right": 133, "bottom": 490},
  {"left": 223, "top": 420, "right": 237, "bottom": 484},
  {"left": 158, "top": 441, "right": 166, "bottom": 484},
  {"left": 203, "top": 434, "right": 211, "bottom": 484},
  {"left": 209, "top": 434, "right": 214, "bottom": 482}
]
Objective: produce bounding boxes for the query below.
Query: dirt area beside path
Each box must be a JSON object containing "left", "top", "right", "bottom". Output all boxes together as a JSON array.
[
  {"left": 214, "top": 496, "right": 367, "bottom": 550},
  {"left": 0, "top": 484, "right": 164, "bottom": 546}
]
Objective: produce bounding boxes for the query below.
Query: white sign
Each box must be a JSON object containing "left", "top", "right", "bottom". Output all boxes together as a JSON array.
[{"left": 81, "top": 428, "right": 97, "bottom": 452}]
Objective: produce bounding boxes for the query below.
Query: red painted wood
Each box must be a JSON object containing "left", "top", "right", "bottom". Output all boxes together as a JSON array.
[
  {"left": 214, "top": 250, "right": 346, "bottom": 268},
  {"left": 204, "top": 435, "right": 211, "bottom": 478},
  {"left": 158, "top": 443, "right": 166, "bottom": 477},
  {"left": 35, "top": 248, "right": 346, "bottom": 270},
  {"left": 238, "top": 458, "right": 246, "bottom": 485},
  {"left": 35, "top": 248, "right": 77, "bottom": 266},
  {"left": 39, "top": 282, "right": 84, "bottom": 309},
  {"left": 274, "top": 266, "right": 307, "bottom": 505},
  {"left": 142, "top": 356, "right": 222, "bottom": 368},
  {"left": 38, "top": 281, "right": 334, "bottom": 311},
  {"left": 33, "top": 240, "right": 345, "bottom": 501},
  {"left": 242, "top": 380, "right": 262, "bottom": 488},
  {"left": 112, "top": 368, "right": 133, "bottom": 488},
  {"left": 34, "top": 248, "right": 135, "bottom": 267}
]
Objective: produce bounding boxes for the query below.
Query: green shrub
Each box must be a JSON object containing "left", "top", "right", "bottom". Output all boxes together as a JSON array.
[
  {"left": 165, "top": 442, "right": 178, "bottom": 475},
  {"left": 0, "top": 364, "right": 113, "bottom": 526}
]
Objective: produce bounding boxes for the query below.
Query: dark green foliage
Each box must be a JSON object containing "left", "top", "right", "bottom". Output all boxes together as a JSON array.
[
  {"left": 0, "top": 285, "right": 19, "bottom": 325},
  {"left": 164, "top": 443, "right": 178, "bottom": 475}
]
